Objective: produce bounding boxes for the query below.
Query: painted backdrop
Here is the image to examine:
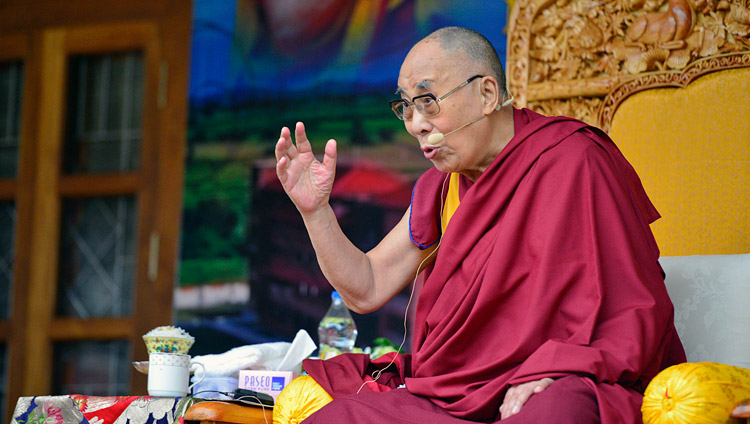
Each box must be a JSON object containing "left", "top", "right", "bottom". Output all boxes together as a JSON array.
[{"left": 180, "top": 0, "right": 509, "bottom": 351}]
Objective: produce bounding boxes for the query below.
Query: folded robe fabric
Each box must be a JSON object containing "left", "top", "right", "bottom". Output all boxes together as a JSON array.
[{"left": 304, "top": 108, "right": 686, "bottom": 423}]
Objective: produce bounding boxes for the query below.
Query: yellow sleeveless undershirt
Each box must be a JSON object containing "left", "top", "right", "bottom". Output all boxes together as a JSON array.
[{"left": 441, "top": 173, "right": 461, "bottom": 235}]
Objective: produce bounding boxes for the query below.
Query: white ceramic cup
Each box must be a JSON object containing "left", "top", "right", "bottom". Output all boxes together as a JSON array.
[{"left": 147, "top": 352, "right": 206, "bottom": 397}]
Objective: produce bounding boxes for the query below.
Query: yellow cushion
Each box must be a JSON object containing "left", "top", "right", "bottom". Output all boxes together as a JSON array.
[
  {"left": 609, "top": 67, "right": 750, "bottom": 256},
  {"left": 642, "top": 362, "right": 750, "bottom": 424},
  {"left": 273, "top": 375, "right": 333, "bottom": 424}
]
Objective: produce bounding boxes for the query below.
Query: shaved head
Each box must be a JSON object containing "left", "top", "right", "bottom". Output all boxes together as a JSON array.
[{"left": 423, "top": 27, "right": 507, "bottom": 94}]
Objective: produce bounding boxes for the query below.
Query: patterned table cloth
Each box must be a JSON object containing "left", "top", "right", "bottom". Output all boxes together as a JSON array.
[{"left": 12, "top": 394, "right": 199, "bottom": 424}]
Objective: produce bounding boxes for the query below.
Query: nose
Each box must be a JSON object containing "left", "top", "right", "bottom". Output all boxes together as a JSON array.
[{"left": 407, "top": 108, "right": 433, "bottom": 139}]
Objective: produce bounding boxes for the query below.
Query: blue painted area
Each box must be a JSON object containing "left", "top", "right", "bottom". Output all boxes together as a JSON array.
[{"left": 189, "top": 1, "right": 509, "bottom": 105}]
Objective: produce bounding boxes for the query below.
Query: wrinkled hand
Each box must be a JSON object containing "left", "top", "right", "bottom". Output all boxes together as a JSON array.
[
  {"left": 499, "top": 378, "right": 554, "bottom": 420},
  {"left": 275, "top": 122, "right": 337, "bottom": 214}
]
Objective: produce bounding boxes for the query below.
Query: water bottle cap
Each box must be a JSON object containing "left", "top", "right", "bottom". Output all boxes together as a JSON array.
[{"left": 331, "top": 291, "right": 341, "bottom": 300}]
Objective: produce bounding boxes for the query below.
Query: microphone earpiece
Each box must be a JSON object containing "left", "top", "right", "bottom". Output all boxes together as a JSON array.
[
  {"left": 495, "top": 95, "right": 514, "bottom": 111},
  {"left": 427, "top": 95, "right": 514, "bottom": 146},
  {"left": 427, "top": 133, "right": 445, "bottom": 145}
]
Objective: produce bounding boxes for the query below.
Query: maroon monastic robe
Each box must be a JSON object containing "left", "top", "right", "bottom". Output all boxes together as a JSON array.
[{"left": 304, "top": 108, "right": 685, "bottom": 423}]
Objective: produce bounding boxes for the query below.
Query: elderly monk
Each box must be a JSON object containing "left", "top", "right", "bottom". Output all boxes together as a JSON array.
[{"left": 274, "top": 26, "right": 685, "bottom": 423}]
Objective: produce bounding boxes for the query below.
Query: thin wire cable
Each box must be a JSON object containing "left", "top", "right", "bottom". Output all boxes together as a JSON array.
[
  {"left": 188, "top": 390, "right": 272, "bottom": 424},
  {"left": 234, "top": 395, "right": 271, "bottom": 424},
  {"left": 356, "top": 174, "right": 450, "bottom": 394}
]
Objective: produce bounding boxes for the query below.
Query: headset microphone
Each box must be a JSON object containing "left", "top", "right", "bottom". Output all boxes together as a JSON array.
[{"left": 426, "top": 95, "right": 514, "bottom": 145}]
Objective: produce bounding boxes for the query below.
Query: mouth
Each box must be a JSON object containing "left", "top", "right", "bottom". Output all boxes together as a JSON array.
[{"left": 421, "top": 145, "right": 439, "bottom": 160}]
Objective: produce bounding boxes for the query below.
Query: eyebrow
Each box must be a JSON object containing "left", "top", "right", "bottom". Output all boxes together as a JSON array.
[
  {"left": 394, "top": 80, "right": 434, "bottom": 97},
  {"left": 415, "top": 80, "right": 433, "bottom": 91}
]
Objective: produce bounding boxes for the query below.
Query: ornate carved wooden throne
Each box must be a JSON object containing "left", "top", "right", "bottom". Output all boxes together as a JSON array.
[
  {"left": 506, "top": 7, "right": 750, "bottom": 421},
  {"left": 507, "top": 0, "right": 750, "bottom": 257}
]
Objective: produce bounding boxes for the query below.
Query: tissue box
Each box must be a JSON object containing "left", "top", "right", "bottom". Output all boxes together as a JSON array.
[{"left": 238, "top": 370, "right": 299, "bottom": 401}]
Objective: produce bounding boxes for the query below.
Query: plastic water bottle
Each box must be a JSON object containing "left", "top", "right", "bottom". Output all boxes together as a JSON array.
[{"left": 317, "top": 291, "right": 358, "bottom": 359}]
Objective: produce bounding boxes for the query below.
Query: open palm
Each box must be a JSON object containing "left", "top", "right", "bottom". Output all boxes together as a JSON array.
[{"left": 275, "top": 122, "right": 337, "bottom": 214}]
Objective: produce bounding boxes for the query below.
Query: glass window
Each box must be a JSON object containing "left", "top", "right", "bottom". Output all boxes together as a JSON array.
[
  {"left": 57, "top": 196, "right": 136, "bottom": 318},
  {"left": 0, "top": 60, "right": 23, "bottom": 178},
  {"left": 52, "top": 340, "right": 130, "bottom": 395},
  {"left": 0, "top": 201, "right": 15, "bottom": 320},
  {"left": 64, "top": 52, "right": 143, "bottom": 174}
]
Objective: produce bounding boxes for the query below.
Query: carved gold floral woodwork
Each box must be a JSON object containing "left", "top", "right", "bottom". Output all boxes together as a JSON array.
[
  {"left": 528, "top": 97, "right": 604, "bottom": 125},
  {"left": 507, "top": 0, "right": 750, "bottom": 112},
  {"left": 597, "top": 51, "right": 750, "bottom": 131}
]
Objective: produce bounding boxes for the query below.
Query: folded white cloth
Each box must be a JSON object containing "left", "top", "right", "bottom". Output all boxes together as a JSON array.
[{"left": 191, "top": 342, "right": 291, "bottom": 378}]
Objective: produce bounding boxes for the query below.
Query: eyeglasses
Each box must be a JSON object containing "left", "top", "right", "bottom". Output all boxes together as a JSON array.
[{"left": 390, "top": 75, "right": 484, "bottom": 121}]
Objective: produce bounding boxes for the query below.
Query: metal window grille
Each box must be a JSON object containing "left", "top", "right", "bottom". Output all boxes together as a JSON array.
[
  {"left": 57, "top": 197, "right": 136, "bottom": 318},
  {"left": 64, "top": 52, "right": 143, "bottom": 174}
]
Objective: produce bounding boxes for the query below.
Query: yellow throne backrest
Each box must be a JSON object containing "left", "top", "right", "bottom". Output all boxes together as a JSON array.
[
  {"left": 609, "top": 66, "right": 750, "bottom": 255},
  {"left": 506, "top": 0, "right": 750, "bottom": 255}
]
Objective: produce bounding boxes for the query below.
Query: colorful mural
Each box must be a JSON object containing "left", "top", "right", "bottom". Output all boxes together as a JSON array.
[
  {"left": 181, "top": 0, "right": 509, "bottom": 297},
  {"left": 190, "top": 0, "right": 509, "bottom": 106}
]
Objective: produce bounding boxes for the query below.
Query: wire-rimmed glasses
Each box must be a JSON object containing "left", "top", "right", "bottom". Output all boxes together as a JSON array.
[{"left": 389, "top": 75, "right": 484, "bottom": 121}]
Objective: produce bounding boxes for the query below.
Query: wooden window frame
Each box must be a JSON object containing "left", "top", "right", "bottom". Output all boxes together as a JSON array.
[
  {"left": 0, "top": 32, "right": 30, "bottom": 422},
  {"left": 1, "top": 2, "right": 191, "bottom": 420}
]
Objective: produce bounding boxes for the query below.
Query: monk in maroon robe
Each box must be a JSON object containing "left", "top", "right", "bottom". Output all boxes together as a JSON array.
[{"left": 274, "top": 26, "right": 685, "bottom": 423}]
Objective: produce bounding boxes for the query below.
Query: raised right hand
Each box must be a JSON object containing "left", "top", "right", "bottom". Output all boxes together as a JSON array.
[{"left": 275, "top": 122, "right": 337, "bottom": 214}]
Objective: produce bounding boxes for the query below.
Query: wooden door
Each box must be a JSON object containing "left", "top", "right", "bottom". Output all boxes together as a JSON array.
[{"left": 0, "top": 2, "right": 191, "bottom": 421}]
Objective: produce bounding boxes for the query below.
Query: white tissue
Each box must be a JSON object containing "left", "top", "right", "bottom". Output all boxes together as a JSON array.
[
  {"left": 190, "top": 329, "right": 317, "bottom": 378},
  {"left": 274, "top": 329, "right": 317, "bottom": 374},
  {"left": 191, "top": 342, "right": 289, "bottom": 378}
]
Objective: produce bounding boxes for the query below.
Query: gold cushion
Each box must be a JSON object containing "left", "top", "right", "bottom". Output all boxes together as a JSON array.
[
  {"left": 273, "top": 375, "right": 333, "bottom": 424},
  {"left": 642, "top": 362, "right": 750, "bottom": 424}
]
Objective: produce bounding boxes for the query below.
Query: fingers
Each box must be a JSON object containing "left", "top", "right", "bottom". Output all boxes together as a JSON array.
[
  {"left": 276, "top": 155, "right": 288, "bottom": 185},
  {"left": 275, "top": 126, "right": 296, "bottom": 162},
  {"left": 294, "top": 121, "right": 313, "bottom": 155},
  {"left": 275, "top": 123, "right": 334, "bottom": 194},
  {"left": 275, "top": 124, "right": 306, "bottom": 185},
  {"left": 499, "top": 378, "right": 554, "bottom": 419},
  {"left": 322, "top": 138, "right": 337, "bottom": 179},
  {"left": 274, "top": 129, "right": 290, "bottom": 184},
  {"left": 533, "top": 378, "right": 553, "bottom": 393},
  {"left": 275, "top": 122, "right": 314, "bottom": 164},
  {"left": 274, "top": 132, "right": 286, "bottom": 163},
  {"left": 499, "top": 386, "right": 525, "bottom": 420}
]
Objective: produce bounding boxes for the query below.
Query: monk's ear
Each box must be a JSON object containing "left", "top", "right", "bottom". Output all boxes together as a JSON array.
[{"left": 479, "top": 76, "right": 500, "bottom": 115}]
